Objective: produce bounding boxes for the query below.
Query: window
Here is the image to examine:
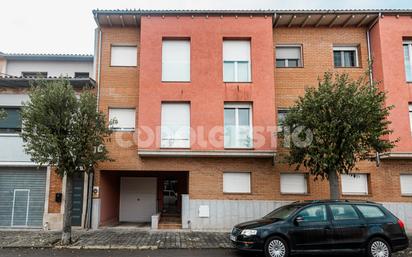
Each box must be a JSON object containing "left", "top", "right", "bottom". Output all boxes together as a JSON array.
[
  {"left": 223, "top": 172, "right": 251, "bottom": 193},
  {"left": 0, "top": 107, "right": 22, "bottom": 133},
  {"left": 409, "top": 104, "right": 412, "bottom": 133},
  {"left": 162, "top": 40, "right": 190, "bottom": 82},
  {"left": 280, "top": 173, "right": 307, "bottom": 194},
  {"left": 108, "top": 108, "right": 136, "bottom": 131},
  {"left": 330, "top": 204, "right": 360, "bottom": 220},
  {"left": 223, "top": 40, "right": 251, "bottom": 82},
  {"left": 224, "top": 103, "right": 252, "bottom": 148},
  {"left": 357, "top": 205, "right": 385, "bottom": 218},
  {"left": 333, "top": 46, "right": 359, "bottom": 67},
  {"left": 161, "top": 103, "right": 190, "bottom": 148},
  {"left": 110, "top": 46, "right": 137, "bottom": 66},
  {"left": 296, "top": 205, "right": 327, "bottom": 222},
  {"left": 277, "top": 109, "right": 289, "bottom": 132},
  {"left": 400, "top": 174, "right": 412, "bottom": 196},
  {"left": 404, "top": 41, "right": 412, "bottom": 81},
  {"left": 74, "top": 72, "right": 89, "bottom": 78},
  {"left": 341, "top": 174, "right": 368, "bottom": 195},
  {"left": 276, "top": 45, "right": 302, "bottom": 67},
  {"left": 21, "top": 72, "right": 47, "bottom": 77}
]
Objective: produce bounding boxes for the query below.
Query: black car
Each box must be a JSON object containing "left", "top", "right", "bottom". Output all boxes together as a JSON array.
[{"left": 230, "top": 200, "right": 409, "bottom": 257}]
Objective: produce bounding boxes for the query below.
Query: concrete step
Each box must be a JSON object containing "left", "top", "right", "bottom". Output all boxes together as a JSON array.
[{"left": 158, "top": 223, "right": 182, "bottom": 229}]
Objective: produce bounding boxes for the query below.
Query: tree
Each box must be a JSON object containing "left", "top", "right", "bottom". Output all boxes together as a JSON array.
[
  {"left": 21, "top": 79, "right": 112, "bottom": 244},
  {"left": 0, "top": 108, "right": 6, "bottom": 120},
  {"left": 283, "top": 71, "right": 396, "bottom": 200}
]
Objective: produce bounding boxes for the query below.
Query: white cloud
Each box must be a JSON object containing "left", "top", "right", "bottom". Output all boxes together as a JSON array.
[{"left": 0, "top": 0, "right": 410, "bottom": 54}]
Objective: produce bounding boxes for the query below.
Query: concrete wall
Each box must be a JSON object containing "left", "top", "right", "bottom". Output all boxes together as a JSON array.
[
  {"left": 184, "top": 198, "right": 412, "bottom": 232},
  {"left": 5, "top": 60, "right": 93, "bottom": 77}
]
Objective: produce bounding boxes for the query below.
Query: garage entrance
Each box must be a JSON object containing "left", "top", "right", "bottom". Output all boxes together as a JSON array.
[
  {"left": 99, "top": 171, "right": 188, "bottom": 229},
  {"left": 0, "top": 167, "right": 46, "bottom": 228}
]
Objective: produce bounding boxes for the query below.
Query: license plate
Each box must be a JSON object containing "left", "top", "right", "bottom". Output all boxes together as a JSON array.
[{"left": 230, "top": 234, "right": 236, "bottom": 241}]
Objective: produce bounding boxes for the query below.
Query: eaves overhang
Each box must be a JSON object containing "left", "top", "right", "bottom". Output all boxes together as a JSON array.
[
  {"left": 138, "top": 149, "right": 276, "bottom": 158},
  {"left": 93, "top": 9, "right": 412, "bottom": 28},
  {"left": 3, "top": 53, "right": 93, "bottom": 62}
]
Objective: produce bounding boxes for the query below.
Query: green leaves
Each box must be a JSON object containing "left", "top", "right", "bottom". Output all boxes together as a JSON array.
[
  {"left": 283, "top": 71, "right": 395, "bottom": 181},
  {"left": 21, "top": 79, "right": 112, "bottom": 178},
  {"left": 0, "top": 109, "right": 6, "bottom": 120}
]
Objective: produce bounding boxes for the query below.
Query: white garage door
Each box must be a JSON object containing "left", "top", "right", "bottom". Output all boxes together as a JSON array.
[
  {"left": 119, "top": 177, "right": 157, "bottom": 222},
  {"left": 0, "top": 167, "right": 46, "bottom": 228}
]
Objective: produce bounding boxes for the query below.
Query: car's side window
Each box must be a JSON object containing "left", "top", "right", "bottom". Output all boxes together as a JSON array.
[
  {"left": 296, "top": 205, "right": 327, "bottom": 222},
  {"left": 330, "top": 204, "right": 359, "bottom": 221},
  {"left": 357, "top": 205, "right": 386, "bottom": 219}
]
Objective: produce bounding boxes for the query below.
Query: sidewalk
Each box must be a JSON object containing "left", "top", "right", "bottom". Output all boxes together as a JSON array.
[{"left": 0, "top": 229, "right": 231, "bottom": 249}]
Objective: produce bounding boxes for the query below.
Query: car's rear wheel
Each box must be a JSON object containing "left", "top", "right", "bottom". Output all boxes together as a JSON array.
[
  {"left": 367, "top": 238, "right": 392, "bottom": 257},
  {"left": 264, "top": 236, "right": 289, "bottom": 257}
]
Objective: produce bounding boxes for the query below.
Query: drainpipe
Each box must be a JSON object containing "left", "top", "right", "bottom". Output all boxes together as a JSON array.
[
  {"left": 366, "top": 13, "right": 382, "bottom": 166},
  {"left": 85, "top": 170, "right": 94, "bottom": 229},
  {"left": 366, "top": 12, "right": 381, "bottom": 85}
]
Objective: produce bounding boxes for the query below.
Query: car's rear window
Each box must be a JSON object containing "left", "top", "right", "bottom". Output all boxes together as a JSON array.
[
  {"left": 357, "top": 205, "right": 386, "bottom": 218},
  {"left": 264, "top": 205, "right": 302, "bottom": 220},
  {"left": 330, "top": 204, "right": 360, "bottom": 220}
]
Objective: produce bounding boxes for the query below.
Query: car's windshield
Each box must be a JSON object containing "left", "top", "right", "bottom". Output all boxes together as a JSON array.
[{"left": 263, "top": 205, "right": 302, "bottom": 220}]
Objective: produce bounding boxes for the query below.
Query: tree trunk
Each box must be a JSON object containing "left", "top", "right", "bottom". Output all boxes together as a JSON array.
[
  {"left": 328, "top": 171, "right": 340, "bottom": 200},
  {"left": 61, "top": 175, "right": 73, "bottom": 245}
]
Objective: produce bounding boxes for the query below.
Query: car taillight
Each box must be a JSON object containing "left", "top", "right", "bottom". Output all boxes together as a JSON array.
[{"left": 398, "top": 219, "right": 405, "bottom": 230}]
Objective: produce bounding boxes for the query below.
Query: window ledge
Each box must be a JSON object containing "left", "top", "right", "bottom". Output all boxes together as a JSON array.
[
  {"left": 111, "top": 129, "right": 135, "bottom": 132},
  {"left": 401, "top": 194, "right": 412, "bottom": 197},
  {"left": 223, "top": 192, "right": 252, "bottom": 195},
  {"left": 161, "top": 81, "right": 191, "bottom": 83},
  {"left": 280, "top": 193, "right": 309, "bottom": 196},
  {"left": 276, "top": 66, "right": 304, "bottom": 69},
  {"left": 138, "top": 149, "right": 275, "bottom": 158},
  {"left": 341, "top": 193, "right": 371, "bottom": 197},
  {"left": 109, "top": 65, "right": 138, "bottom": 68},
  {"left": 223, "top": 81, "right": 252, "bottom": 84}
]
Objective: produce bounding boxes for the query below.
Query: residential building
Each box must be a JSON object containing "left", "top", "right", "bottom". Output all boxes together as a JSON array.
[
  {"left": 90, "top": 9, "right": 412, "bottom": 231},
  {"left": 0, "top": 53, "right": 94, "bottom": 229}
]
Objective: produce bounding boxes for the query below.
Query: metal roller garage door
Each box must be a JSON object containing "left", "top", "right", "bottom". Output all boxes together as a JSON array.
[{"left": 0, "top": 167, "right": 46, "bottom": 228}]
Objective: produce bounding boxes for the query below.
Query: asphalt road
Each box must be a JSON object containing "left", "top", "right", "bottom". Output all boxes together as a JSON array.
[{"left": 0, "top": 248, "right": 398, "bottom": 257}]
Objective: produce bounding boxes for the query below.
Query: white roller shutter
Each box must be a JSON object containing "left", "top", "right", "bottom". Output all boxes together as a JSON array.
[
  {"left": 280, "top": 173, "right": 307, "bottom": 194},
  {"left": 400, "top": 175, "right": 412, "bottom": 195},
  {"left": 341, "top": 174, "right": 368, "bottom": 195},
  {"left": 109, "top": 108, "right": 136, "bottom": 130},
  {"left": 161, "top": 103, "right": 190, "bottom": 148},
  {"left": 110, "top": 46, "right": 137, "bottom": 66},
  {"left": 223, "top": 40, "right": 250, "bottom": 61},
  {"left": 223, "top": 172, "right": 251, "bottom": 193},
  {"left": 162, "top": 40, "right": 190, "bottom": 82}
]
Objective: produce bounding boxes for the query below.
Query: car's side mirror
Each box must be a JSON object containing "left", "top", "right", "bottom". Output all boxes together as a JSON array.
[{"left": 294, "top": 216, "right": 304, "bottom": 225}]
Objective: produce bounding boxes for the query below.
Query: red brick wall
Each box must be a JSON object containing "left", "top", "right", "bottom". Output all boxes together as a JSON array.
[
  {"left": 370, "top": 15, "right": 412, "bottom": 152},
  {"left": 48, "top": 168, "right": 62, "bottom": 213}
]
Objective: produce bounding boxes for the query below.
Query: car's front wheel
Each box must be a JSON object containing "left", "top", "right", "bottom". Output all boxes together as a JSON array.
[
  {"left": 367, "top": 238, "right": 392, "bottom": 257},
  {"left": 264, "top": 236, "right": 289, "bottom": 257}
]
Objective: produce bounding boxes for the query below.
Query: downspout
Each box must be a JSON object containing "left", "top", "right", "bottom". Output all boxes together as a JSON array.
[
  {"left": 366, "top": 13, "right": 382, "bottom": 166},
  {"left": 85, "top": 13, "right": 103, "bottom": 229},
  {"left": 366, "top": 12, "right": 381, "bottom": 85}
]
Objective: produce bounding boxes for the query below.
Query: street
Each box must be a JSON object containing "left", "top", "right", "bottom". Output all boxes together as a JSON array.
[{"left": 0, "top": 248, "right": 410, "bottom": 257}]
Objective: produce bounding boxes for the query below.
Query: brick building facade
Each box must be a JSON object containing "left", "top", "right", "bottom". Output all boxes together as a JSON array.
[{"left": 87, "top": 9, "right": 412, "bottom": 231}]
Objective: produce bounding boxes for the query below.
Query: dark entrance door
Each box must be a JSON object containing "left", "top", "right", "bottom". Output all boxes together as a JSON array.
[
  {"left": 162, "top": 179, "right": 179, "bottom": 214},
  {"left": 71, "top": 174, "right": 84, "bottom": 226}
]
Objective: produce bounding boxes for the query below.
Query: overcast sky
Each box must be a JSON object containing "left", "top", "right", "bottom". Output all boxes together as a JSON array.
[{"left": 1, "top": 0, "right": 411, "bottom": 55}]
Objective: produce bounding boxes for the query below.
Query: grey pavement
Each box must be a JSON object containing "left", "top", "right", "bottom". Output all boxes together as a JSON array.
[
  {"left": 0, "top": 248, "right": 412, "bottom": 257},
  {"left": 0, "top": 229, "right": 231, "bottom": 249},
  {"left": 0, "top": 229, "right": 411, "bottom": 257}
]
